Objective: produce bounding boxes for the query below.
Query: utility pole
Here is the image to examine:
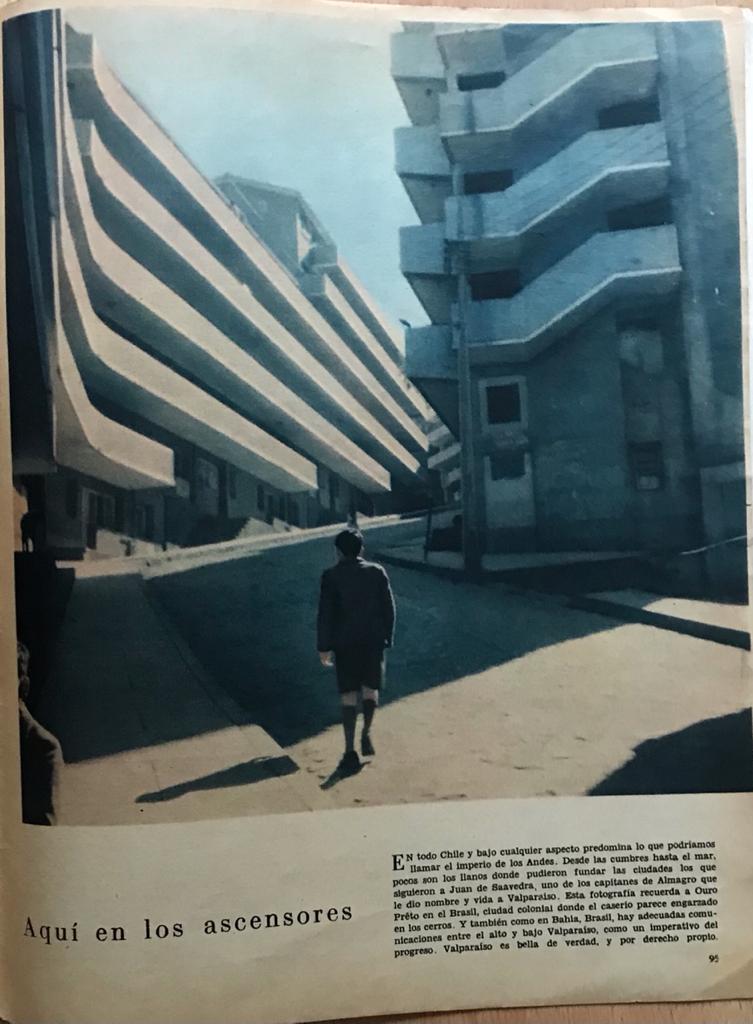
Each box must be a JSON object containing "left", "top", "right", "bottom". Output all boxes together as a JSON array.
[{"left": 450, "top": 169, "right": 483, "bottom": 581}]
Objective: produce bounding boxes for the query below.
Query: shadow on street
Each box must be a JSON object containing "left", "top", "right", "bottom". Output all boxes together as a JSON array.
[
  {"left": 42, "top": 529, "right": 753, "bottom": 802},
  {"left": 144, "top": 533, "right": 624, "bottom": 752},
  {"left": 589, "top": 709, "right": 753, "bottom": 795},
  {"left": 136, "top": 754, "right": 299, "bottom": 803}
]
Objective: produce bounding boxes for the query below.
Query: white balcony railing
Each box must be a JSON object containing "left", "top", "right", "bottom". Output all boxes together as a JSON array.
[
  {"left": 400, "top": 221, "right": 447, "bottom": 276},
  {"left": 300, "top": 270, "right": 428, "bottom": 453},
  {"left": 446, "top": 123, "right": 669, "bottom": 259},
  {"left": 65, "top": 25, "right": 421, "bottom": 481},
  {"left": 391, "top": 28, "right": 445, "bottom": 82},
  {"left": 400, "top": 223, "right": 452, "bottom": 324},
  {"left": 62, "top": 101, "right": 392, "bottom": 494},
  {"left": 391, "top": 28, "right": 447, "bottom": 126},
  {"left": 395, "top": 125, "right": 453, "bottom": 223},
  {"left": 428, "top": 442, "right": 461, "bottom": 470},
  {"left": 405, "top": 324, "right": 456, "bottom": 381},
  {"left": 60, "top": 214, "right": 317, "bottom": 494},
  {"left": 395, "top": 124, "right": 451, "bottom": 179},
  {"left": 460, "top": 225, "right": 681, "bottom": 360},
  {"left": 440, "top": 24, "right": 659, "bottom": 160}
]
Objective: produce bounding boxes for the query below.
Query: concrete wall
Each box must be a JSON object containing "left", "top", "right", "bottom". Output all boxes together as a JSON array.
[
  {"left": 478, "top": 305, "right": 701, "bottom": 553},
  {"left": 658, "top": 22, "right": 744, "bottom": 470},
  {"left": 42, "top": 469, "right": 167, "bottom": 557}
]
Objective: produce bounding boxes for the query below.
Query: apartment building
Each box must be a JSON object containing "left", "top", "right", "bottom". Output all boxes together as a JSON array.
[
  {"left": 393, "top": 21, "right": 746, "bottom": 588},
  {"left": 6, "top": 11, "right": 429, "bottom": 558}
]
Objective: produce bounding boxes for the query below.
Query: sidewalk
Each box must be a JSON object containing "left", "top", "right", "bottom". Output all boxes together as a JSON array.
[
  {"left": 36, "top": 572, "right": 333, "bottom": 825},
  {"left": 376, "top": 543, "right": 750, "bottom": 650},
  {"left": 377, "top": 542, "right": 642, "bottom": 575}
]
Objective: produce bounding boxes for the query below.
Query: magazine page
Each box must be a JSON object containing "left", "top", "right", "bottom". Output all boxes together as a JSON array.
[{"left": 0, "top": 2, "right": 752, "bottom": 1022}]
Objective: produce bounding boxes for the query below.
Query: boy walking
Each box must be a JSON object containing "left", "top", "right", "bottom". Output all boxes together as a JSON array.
[{"left": 317, "top": 529, "right": 396, "bottom": 776}]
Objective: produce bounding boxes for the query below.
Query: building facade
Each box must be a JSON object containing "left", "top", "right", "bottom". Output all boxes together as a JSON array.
[
  {"left": 392, "top": 21, "right": 746, "bottom": 585},
  {"left": 425, "top": 418, "right": 460, "bottom": 506},
  {"left": 6, "top": 12, "right": 429, "bottom": 559}
]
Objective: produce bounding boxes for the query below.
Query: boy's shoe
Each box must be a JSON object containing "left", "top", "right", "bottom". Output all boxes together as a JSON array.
[
  {"left": 361, "top": 733, "right": 375, "bottom": 757},
  {"left": 338, "top": 750, "right": 362, "bottom": 776}
]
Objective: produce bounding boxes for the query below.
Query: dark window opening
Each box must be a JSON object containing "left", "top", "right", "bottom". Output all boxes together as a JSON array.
[
  {"left": 628, "top": 441, "right": 664, "bottom": 491},
  {"left": 486, "top": 383, "right": 522, "bottom": 425},
  {"left": 86, "top": 492, "right": 98, "bottom": 550},
  {"left": 228, "top": 468, "right": 237, "bottom": 500},
  {"left": 287, "top": 496, "right": 299, "bottom": 527},
  {"left": 470, "top": 269, "right": 521, "bottom": 301},
  {"left": 144, "top": 505, "right": 155, "bottom": 541},
  {"left": 489, "top": 450, "right": 526, "bottom": 480},
  {"left": 607, "top": 196, "right": 672, "bottom": 232},
  {"left": 464, "top": 169, "right": 514, "bottom": 195},
  {"left": 173, "top": 448, "right": 190, "bottom": 479},
  {"left": 65, "top": 479, "right": 79, "bottom": 519},
  {"left": 277, "top": 496, "right": 285, "bottom": 521},
  {"left": 97, "top": 494, "right": 116, "bottom": 530},
  {"left": 85, "top": 492, "right": 115, "bottom": 531},
  {"left": 457, "top": 70, "right": 506, "bottom": 91},
  {"left": 598, "top": 96, "right": 660, "bottom": 130}
]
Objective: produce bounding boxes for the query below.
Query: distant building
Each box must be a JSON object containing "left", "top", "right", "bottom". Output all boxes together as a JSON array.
[
  {"left": 393, "top": 22, "right": 746, "bottom": 588},
  {"left": 6, "top": 12, "right": 429, "bottom": 559}
]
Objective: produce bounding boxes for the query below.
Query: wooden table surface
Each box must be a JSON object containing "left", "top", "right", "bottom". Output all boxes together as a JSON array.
[
  {"left": 340, "top": 2, "right": 751, "bottom": 1021},
  {"left": 328, "top": 1001, "right": 753, "bottom": 1024}
]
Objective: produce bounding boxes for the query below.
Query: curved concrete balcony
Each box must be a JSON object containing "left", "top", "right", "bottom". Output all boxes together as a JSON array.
[
  {"left": 428, "top": 441, "right": 461, "bottom": 471},
  {"left": 440, "top": 24, "right": 658, "bottom": 164},
  {"left": 405, "top": 324, "right": 456, "bottom": 381},
  {"left": 446, "top": 123, "right": 669, "bottom": 263},
  {"left": 54, "top": 290, "right": 174, "bottom": 491},
  {"left": 460, "top": 225, "right": 682, "bottom": 362},
  {"left": 391, "top": 28, "right": 446, "bottom": 127},
  {"left": 400, "top": 222, "right": 452, "bottom": 323},
  {"left": 61, "top": 101, "right": 391, "bottom": 495},
  {"left": 404, "top": 325, "right": 458, "bottom": 437},
  {"left": 300, "top": 271, "right": 427, "bottom": 453},
  {"left": 395, "top": 125, "right": 452, "bottom": 224},
  {"left": 444, "top": 466, "right": 461, "bottom": 488},
  {"left": 74, "top": 123, "right": 420, "bottom": 481},
  {"left": 64, "top": 26, "right": 420, "bottom": 480},
  {"left": 316, "top": 254, "right": 406, "bottom": 366},
  {"left": 60, "top": 215, "right": 317, "bottom": 494},
  {"left": 428, "top": 422, "right": 453, "bottom": 447},
  {"left": 297, "top": 239, "right": 429, "bottom": 422}
]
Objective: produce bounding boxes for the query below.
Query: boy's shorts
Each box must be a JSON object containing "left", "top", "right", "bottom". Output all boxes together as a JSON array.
[{"left": 334, "top": 646, "right": 385, "bottom": 694}]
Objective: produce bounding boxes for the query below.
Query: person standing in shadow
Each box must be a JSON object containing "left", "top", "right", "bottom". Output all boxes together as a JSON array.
[
  {"left": 17, "top": 641, "right": 63, "bottom": 825},
  {"left": 317, "top": 529, "right": 396, "bottom": 776}
]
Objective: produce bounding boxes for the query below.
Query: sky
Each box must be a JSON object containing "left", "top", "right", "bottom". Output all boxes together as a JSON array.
[{"left": 67, "top": 6, "right": 429, "bottom": 329}]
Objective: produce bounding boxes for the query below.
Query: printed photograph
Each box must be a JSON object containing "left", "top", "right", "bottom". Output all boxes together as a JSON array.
[{"left": 5, "top": 6, "right": 751, "bottom": 825}]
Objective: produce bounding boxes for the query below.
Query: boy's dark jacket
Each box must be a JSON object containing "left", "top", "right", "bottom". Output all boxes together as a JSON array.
[{"left": 317, "top": 557, "right": 396, "bottom": 652}]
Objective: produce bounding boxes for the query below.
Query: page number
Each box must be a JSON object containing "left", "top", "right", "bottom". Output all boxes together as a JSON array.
[{"left": 709, "top": 954, "right": 720, "bottom": 963}]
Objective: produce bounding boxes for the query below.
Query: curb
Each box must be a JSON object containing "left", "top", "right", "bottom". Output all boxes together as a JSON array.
[
  {"left": 375, "top": 550, "right": 467, "bottom": 582},
  {"left": 375, "top": 551, "right": 751, "bottom": 651},
  {"left": 568, "top": 594, "right": 751, "bottom": 652}
]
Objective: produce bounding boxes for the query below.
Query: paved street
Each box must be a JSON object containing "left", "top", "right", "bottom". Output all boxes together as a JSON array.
[{"left": 37, "top": 525, "right": 752, "bottom": 824}]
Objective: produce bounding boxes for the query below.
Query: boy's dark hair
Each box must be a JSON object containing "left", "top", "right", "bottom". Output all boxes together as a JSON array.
[{"left": 335, "top": 529, "right": 363, "bottom": 559}]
